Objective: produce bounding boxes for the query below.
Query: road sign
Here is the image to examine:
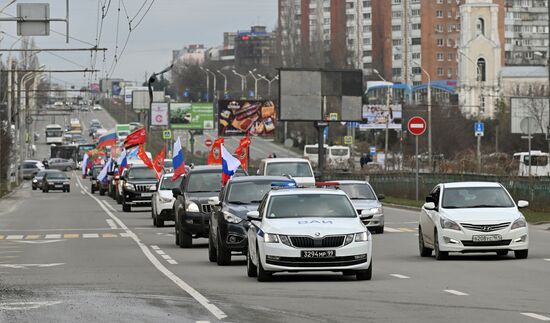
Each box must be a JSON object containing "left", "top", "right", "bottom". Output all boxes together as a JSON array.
[
  {"left": 162, "top": 130, "right": 172, "bottom": 140},
  {"left": 475, "top": 121, "right": 485, "bottom": 137},
  {"left": 343, "top": 136, "right": 353, "bottom": 145},
  {"left": 520, "top": 117, "right": 537, "bottom": 135},
  {"left": 205, "top": 138, "right": 213, "bottom": 147},
  {"left": 370, "top": 146, "right": 376, "bottom": 156},
  {"left": 329, "top": 113, "right": 338, "bottom": 121},
  {"left": 407, "top": 116, "right": 426, "bottom": 136},
  {"left": 151, "top": 102, "right": 169, "bottom": 126}
]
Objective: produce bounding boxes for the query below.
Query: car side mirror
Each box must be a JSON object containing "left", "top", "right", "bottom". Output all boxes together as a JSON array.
[
  {"left": 425, "top": 196, "right": 436, "bottom": 203},
  {"left": 247, "top": 210, "right": 261, "bottom": 221},
  {"left": 517, "top": 200, "right": 529, "bottom": 209},
  {"left": 423, "top": 202, "right": 436, "bottom": 210},
  {"left": 208, "top": 196, "right": 221, "bottom": 206},
  {"left": 172, "top": 188, "right": 182, "bottom": 196},
  {"left": 377, "top": 194, "right": 385, "bottom": 201}
]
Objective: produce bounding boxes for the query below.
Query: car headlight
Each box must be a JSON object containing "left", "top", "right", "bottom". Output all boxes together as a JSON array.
[
  {"left": 63, "top": 181, "right": 70, "bottom": 185},
  {"left": 186, "top": 201, "right": 199, "bottom": 212},
  {"left": 223, "top": 212, "right": 243, "bottom": 224},
  {"left": 369, "top": 207, "right": 381, "bottom": 214},
  {"left": 344, "top": 234, "right": 355, "bottom": 245},
  {"left": 124, "top": 183, "right": 134, "bottom": 190},
  {"left": 279, "top": 235, "right": 292, "bottom": 247},
  {"left": 149, "top": 185, "right": 157, "bottom": 191},
  {"left": 440, "top": 217, "right": 461, "bottom": 231},
  {"left": 159, "top": 196, "right": 173, "bottom": 203},
  {"left": 355, "top": 231, "right": 369, "bottom": 242},
  {"left": 511, "top": 217, "right": 527, "bottom": 230},
  {"left": 32, "top": 179, "right": 37, "bottom": 183},
  {"left": 263, "top": 232, "right": 279, "bottom": 243}
]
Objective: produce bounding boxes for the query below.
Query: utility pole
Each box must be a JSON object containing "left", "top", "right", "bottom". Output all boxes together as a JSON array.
[
  {"left": 200, "top": 67, "right": 210, "bottom": 102},
  {"left": 205, "top": 68, "right": 217, "bottom": 100},
  {"left": 217, "top": 70, "right": 228, "bottom": 98},
  {"left": 547, "top": 0, "right": 550, "bottom": 153}
]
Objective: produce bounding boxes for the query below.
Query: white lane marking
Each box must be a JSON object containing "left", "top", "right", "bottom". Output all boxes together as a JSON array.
[
  {"left": 390, "top": 274, "right": 410, "bottom": 279},
  {"left": 521, "top": 313, "right": 550, "bottom": 321},
  {"left": 156, "top": 250, "right": 166, "bottom": 255},
  {"left": 45, "top": 234, "right": 62, "bottom": 239},
  {"left": 2, "top": 228, "right": 113, "bottom": 232},
  {"left": 444, "top": 289, "right": 469, "bottom": 296},
  {"left": 167, "top": 259, "right": 178, "bottom": 265},
  {"left": 81, "top": 190, "right": 85, "bottom": 195},
  {"left": 106, "top": 219, "right": 118, "bottom": 229},
  {"left": 0, "top": 301, "right": 63, "bottom": 311},
  {"left": 196, "top": 321, "right": 210, "bottom": 323},
  {"left": 76, "top": 176, "right": 227, "bottom": 320},
  {"left": 82, "top": 233, "right": 99, "bottom": 239},
  {"left": 120, "top": 232, "right": 133, "bottom": 238},
  {"left": 384, "top": 227, "right": 401, "bottom": 233},
  {"left": 13, "top": 240, "right": 64, "bottom": 244},
  {"left": 103, "top": 200, "right": 118, "bottom": 213},
  {"left": 0, "top": 263, "right": 64, "bottom": 269},
  {"left": 544, "top": 259, "right": 550, "bottom": 262},
  {"left": 151, "top": 245, "right": 160, "bottom": 250},
  {"left": 5, "top": 235, "right": 23, "bottom": 240},
  {"left": 161, "top": 254, "right": 172, "bottom": 260}
]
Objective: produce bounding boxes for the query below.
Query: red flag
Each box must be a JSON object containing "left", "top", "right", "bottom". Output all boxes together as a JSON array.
[
  {"left": 235, "top": 134, "right": 251, "bottom": 171},
  {"left": 124, "top": 127, "right": 146, "bottom": 148},
  {"left": 207, "top": 137, "right": 224, "bottom": 165},
  {"left": 137, "top": 144, "right": 154, "bottom": 169},
  {"left": 153, "top": 147, "right": 166, "bottom": 176}
]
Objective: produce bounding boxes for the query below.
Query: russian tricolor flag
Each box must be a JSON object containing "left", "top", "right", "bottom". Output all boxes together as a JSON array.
[
  {"left": 221, "top": 144, "right": 240, "bottom": 186},
  {"left": 97, "top": 131, "right": 117, "bottom": 148},
  {"left": 172, "top": 137, "right": 187, "bottom": 181},
  {"left": 117, "top": 150, "right": 128, "bottom": 174}
]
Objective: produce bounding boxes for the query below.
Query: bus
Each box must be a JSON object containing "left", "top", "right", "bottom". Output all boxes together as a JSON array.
[
  {"left": 513, "top": 151, "right": 550, "bottom": 177},
  {"left": 45, "top": 124, "right": 64, "bottom": 144},
  {"left": 51, "top": 145, "right": 78, "bottom": 160},
  {"left": 77, "top": 144, "right": 96, "bottom": 163},
  {"left": 70, "top": 118, "right": 82, "bottom": 131}
]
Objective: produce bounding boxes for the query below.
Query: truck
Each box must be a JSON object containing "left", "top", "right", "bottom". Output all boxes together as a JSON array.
[{"left": 51, "top": 145, "right": 78, "bottom": 161}]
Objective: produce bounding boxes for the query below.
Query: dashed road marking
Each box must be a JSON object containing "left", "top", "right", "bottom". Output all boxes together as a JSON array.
[
  {"left": 103, "top": 200, "right": 118, "bottom": 213},
  {"left": 81, "top": 190, "right": 85, "bottom": 195},
  {"left": 444, "top": 289, "right": 469, "bottom": 296},
  {"left": 45, "top": 234, "right": 62, "bottom": 239},
  {"left": 25, "top": 235, "right": 40, "bottom": 240},
  {"left": 0, "top": 263, "right": 65, "bottom": 269},
  {"left": 544, "top": 259, "right": 550, "bottom": 262},
  {"left": 167, "top": 259, "right": 178, "bottom": 265},
  {"left": 82, "top": 233, "right": 99, "bottom": 239},
  {"left": 63, "top": 234, "right": 79, "bottom": 239},
  {"left": 390, "top": 274, "right": 410, "bottom": 279},
  {"left": 151, "top": 245, "right": 178, "bottom": 265},
  {"left": 106, "top": 219, "right": 118, "bottom": 229},
  {"left": 521, "top": 313, "right": 550, "bottom": 321},
  {"left": 6, "top": 235, "right": 23, "bottom": 240},
  {"left": 398, "top": 228, "right": 415, "bottom": 233},
  {"left": 151, "top": 245, "right": 160, "bottom": 250},
  {"left": 0, "top": 301, "right": 64, "bottom": 311},
  {"left": 384, "top": 227, "right": 402, "bottom": 233},
  {"left": 102, "top": 233, "right": 117, "bottom": 238}
]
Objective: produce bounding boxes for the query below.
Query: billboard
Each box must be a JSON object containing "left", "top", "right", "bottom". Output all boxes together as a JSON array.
[
  {"left": 132, "top": 90, "right": 165, "bottom": 110},
  {"left": 361, "top": 104, "right": 402, "bottom": 130},
  {"left": 151, "top": 102, "right": 169, "bottom": 126},
  {"left": 124, "top": 86, "right": 147, "bottom": 105},
  {"left": 510, "top": 97, "right": 549, "bottom": 134},
  {"left": 218, "top": 100, "right": 277, "bottom": 136},
  {"left": 170, "top": 103, "right": 214, "bottom": 129},
  {"left": 112, "top": 81, "right": 122, "bottom": 96}
]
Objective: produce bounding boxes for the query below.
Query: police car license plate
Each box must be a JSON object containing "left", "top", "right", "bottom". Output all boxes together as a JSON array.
[
  {"left": 472, "top": 234, "right": 502, "bottom": 242},
  {"left": 301, "top": 250, "right": 335, "bottom": 258}
]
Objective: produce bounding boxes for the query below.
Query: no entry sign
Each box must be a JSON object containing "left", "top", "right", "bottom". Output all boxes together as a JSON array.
[
  {"left": 407, "top": 116, "right": 427, "bottom": 136},
  {"left": 205, "top": 138, "right": 213, "bottom": 147}
]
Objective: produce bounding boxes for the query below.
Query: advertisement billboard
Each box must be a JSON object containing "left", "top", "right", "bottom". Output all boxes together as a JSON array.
[
  {"left": 124, "top": 86, "right": 147, "bottom": 105},
  {"left": 361, "top": 104, "right": 402, "bottom": 130},
  {"left": 151, "top": 102, "right": 169, "bottom": 126},
  {"left": 132, "top": 90, "right": 165, "bottom": 110},
  {"left": 170, "top": 103, "right": 214, "bottom": 129},
  {"left": 510, "top": 97, "right": 549, "bottom": 135},
  {"left": 111, "top": 81, "right": 122, "bottom": 96},
  {"left": 218, "top": 100, "right": 277, "bottom": 136}
]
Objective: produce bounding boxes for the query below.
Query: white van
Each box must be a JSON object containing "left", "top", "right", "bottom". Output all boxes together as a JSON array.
[
  {"left": 256, "top": 158, "right": 315, "bottom": 187},
  {"left": 303, "top": 144, "right": 328, "bottom": 167},
  {"left": 327, "top": 145, "right": 351, "bottom": 170},
  {"left": 513, "top": 151, "right": 550, "bottom": 177}
]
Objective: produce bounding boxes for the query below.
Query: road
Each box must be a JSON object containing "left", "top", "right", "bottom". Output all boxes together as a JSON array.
[{"left": 1, "top": 178, "right": 550, "bottom": 322}]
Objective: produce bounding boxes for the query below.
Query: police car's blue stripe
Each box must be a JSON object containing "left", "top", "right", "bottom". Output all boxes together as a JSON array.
[{"left": 257, "top": 229, "right": 264, "bottom": 237}]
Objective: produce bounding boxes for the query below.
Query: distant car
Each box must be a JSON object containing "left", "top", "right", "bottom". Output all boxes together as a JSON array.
[
  {"left": 317, "top": 181, "right": 385, "bottom": 234},
  {"left": 42, "top": 171, "right": 71, "bottom": 193},
  {"left": 80, "top": 105, "right": 90, "bottom": 112},
  {"left": 208, "top": 176, "right": 296, "bottom": 266},
  {"left": 92, "top": 105, "right": 103, "bottom": 111},
  {"left": 48, "top": 158, "right": 76, "bottom": 171},
  {"left": 32, "top": 169, "right": 62, "bottom": 190},
  {"left": 256, "top": 158, "right": 315, "bottom": 187},
  {"left": 152, "top": 173, "right": 184, "bottom": 227},
  {"left": 21, "top": 160, "right": 45, "bottom": 179},
  {"left": 129, "top": 122, "right": 143, "bottom": 132},
  {"left": 418, "top": 182, "right": 530, "bottom": 260},
  {"left": 90, "top": 165, "right": 108, "bottom": 195}
]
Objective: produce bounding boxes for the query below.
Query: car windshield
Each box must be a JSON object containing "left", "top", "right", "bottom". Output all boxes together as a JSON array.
[
  {"left": 442, "top": 187, "right": 515, "bottom": 208},
  {"left": 36, "top": 170, "right": 47, "bottom": 177},
  {"left": 46, "top": 129, "right": 63, "bottom": 137},
  {"left": 265, "top": 162, "right": 312, "bottom": 177},
  {"left": 118, "top": 131, "right": 129, "bottom": 137},
  {"left": 330, "top": 148, "right": 348, "bottom": 156},
  {"left": 187, "top": 172, "right": 222, "bottom": 193},
  {"left": 47, "top": 173, "right": 68, "bottom": 180},
  {"left": 266, "top": 194, "right": 356, "bottom": 218},
  {"left": 340, "top": 184, "right": 376, "bottom": 200},
  {"left": 523, "top": 155, "right": 548, "bottom": 166},
  {"left": 128, "top": 167, "right": 157, "bottom": 180},
  {"left": 160, "top": 176, "right": 182, "bottom": 190},
  {"left": 227, "top": 181, "right": 289, "bottom": 204},
  {"left": 164, "top": 160, "right": 173, "bottom": 168}
]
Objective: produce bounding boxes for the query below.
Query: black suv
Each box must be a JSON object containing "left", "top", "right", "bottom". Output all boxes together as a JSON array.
[
  {"left": 172, "top": 166, "right": 223, "bottom": 248},
  {"left": 121, "top": 165, "right": 158, "bottom": 212},
  {"left": 208, "top": 176, "right": 295, "bottom": 265}
]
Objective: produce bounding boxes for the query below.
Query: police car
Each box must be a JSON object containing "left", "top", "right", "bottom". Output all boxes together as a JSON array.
[{"left": 246, "top": 184, "right": 373, "bottom": 281}]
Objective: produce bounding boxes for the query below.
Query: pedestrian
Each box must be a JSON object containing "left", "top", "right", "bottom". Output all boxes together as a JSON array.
[
  {"left": 42, "top": 158, "right": 49, "bottom": 169},
  {"left": 360, "top": 154, "right": 367, "bottom": 169},
  {"left": 272, "top": 152, "right": 277, "bottom": 158}
]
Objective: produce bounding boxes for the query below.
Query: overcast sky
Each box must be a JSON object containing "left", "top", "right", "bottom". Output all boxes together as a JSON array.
[{"left": 0, "top": 0, "right": 277, "bottom": 87}]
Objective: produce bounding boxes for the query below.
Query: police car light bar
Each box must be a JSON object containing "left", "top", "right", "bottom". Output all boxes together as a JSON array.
[
  {"left": 270, "top": 182, "right": 297, "bottom": 189},
  {"left": 315, "top": 181, "right": 340, "bottom": 188}
]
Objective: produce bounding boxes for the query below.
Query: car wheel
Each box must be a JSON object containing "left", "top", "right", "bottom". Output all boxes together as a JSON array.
[
  {"left": 179, "top": 230, "right": 192, "bottom": 248},
  {"left": 208, "top": 232, "right": 217, "bottom": 263},
  {"left": 32, "top": 186, "right": 36, "bottom": 191},
  {"left": 65, "top": 166, "right": 72, "bottom": 171},
  {"left": 514, "top": 249, "right": 528, "bottom": 259},
  {"left": 376, "top": 226, "right": 384, "bottom": 234},
  {"left": 44, "top": 187, "right": 49, "bottom": 193},
  {"left": 216, "top": 231, "right": 231, "bottom": 266},
  {"left": 99, "top": 189, "right": 105, "bottom": 196},
  {"left": 418, "top": 227, "right": 433, "bottom": 257},
  {"left": 356, "top": 259, "right": 373, "bottom": 281},
  {"left": 434, "top": 229, "right": 448, "bottom": 260},
  {"left": 157, "top": 219, "right": 164, "bottom": 227},
  {"left": 257, "top": 247, "right": 272, "bottom": 282},
  {"left": 247, "top": 249, "right": 257, "bottom": 278},
  {"left": 66, "top": 187, "right": 70, "bottom": 193},
  {"left": 496, "top": 250, "right": 508, "bottom": 256},
  {"left": 175, "top": 224, "right": 180, "bottom": 246}
]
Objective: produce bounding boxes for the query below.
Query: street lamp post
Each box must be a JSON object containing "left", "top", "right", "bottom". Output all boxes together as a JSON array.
[
  {"left": 258, "top": 74, "right": 279, "bottom": 98},
  {"left": 217, "top": 70, "right": 228, "bottom": 98},
  {"left": 534, "top": 51, "right": 550, "bottom": 151},
  {"left": 232, "top": 70, "right": 247, "bottom": 98},
  {"left": 248, "top": 69, "right": 260, "bottom": 99},
  {"left": 412, "top": 61, "right": 432, "bottom": 169},
  {"left": 147, "top": 64, "right": 174, "bottom": 130},
  {"left": 205, "top": 68, "right": 217, "bottom": 100},
  {"left": 374, "top": 69, "right": 392, "bottom": 171},
  {"left": 199, "top": 67, "right": 210, "bottom": 102}
]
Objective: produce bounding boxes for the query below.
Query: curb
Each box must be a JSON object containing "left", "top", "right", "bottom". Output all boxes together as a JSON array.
[{"left": 0, "top": 183, "right": 22, "bottom": 200}]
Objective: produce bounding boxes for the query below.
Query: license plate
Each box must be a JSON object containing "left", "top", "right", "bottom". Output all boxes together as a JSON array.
[
  {"left": 301, "top": 250, "right": 335, "bottom": 258},
  {"left": 55, "top": 185, "right": 63, "bottom": 188},
  {"left": 472, "top": 234, "right": 502, "bottom": 242},
  {"left": 141, "top": 193, "right": 152, "bottom": 197}
]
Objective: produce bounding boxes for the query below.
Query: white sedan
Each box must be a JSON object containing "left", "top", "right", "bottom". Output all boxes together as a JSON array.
[
  {"left": 418, "top": 182, "right": 529, "bottom": 260},
  {"left": 246, "top": 187, "right": 373, "bottom": 281},
  {"left": 151, "top": 173, "right": 183, "bottom": 227}
]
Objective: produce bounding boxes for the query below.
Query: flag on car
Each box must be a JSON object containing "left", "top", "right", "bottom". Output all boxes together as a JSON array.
[
  {"left": 117, "top": 150, "right": 128, "bottom": 175},
  {"left": 81, "top": 153, "right": 89, "bottom": 176},
  {"left": 221, "top": 144, "right": 240, "bottom": 186},
  {"left": 97, "top": 131, "right": 117, "bottom": 148},
  {"left": 235, "top": 134, "right": 251, "bottom": 172},
  {"left": 172, "top": 137, "right": 187, "bottom": 182},
  {"left": 137, "top": 144, "right": 154, "bottom": 169},
  {"left": 124, "top": 127, "right": 146, "bottom": 148},
  {"left": 97, "top": 158, "right": 112, "bottom": 183},
  {"left": 152, "top": 147, "right": 166, "bottom": 179},
  {"left": 207, "top": 137, "right": 224, "bottom": 165}
]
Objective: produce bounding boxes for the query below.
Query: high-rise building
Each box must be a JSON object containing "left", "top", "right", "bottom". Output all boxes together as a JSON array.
[{"left": 234, "top": 26, "right": 275, "bottom": 68}]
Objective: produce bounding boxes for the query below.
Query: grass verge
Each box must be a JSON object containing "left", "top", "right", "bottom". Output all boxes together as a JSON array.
[{"left": 383, "top": 196, "right": 550, "bottom": 224}]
